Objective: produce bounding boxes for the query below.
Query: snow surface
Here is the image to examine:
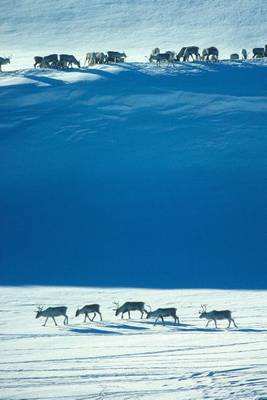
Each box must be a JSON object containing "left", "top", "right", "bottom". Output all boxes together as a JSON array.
[
  {"left": 1, "top": 0, "right": 267, "bottom": 69},
  {"left": 1, "top": 286, "right": 267, "bottom": 399},
  {"left": 1, "top": 1, "right": 267, "bottom": 397},
  {"left": 1, "top": 61, "right": 267, "bottom": 288}
]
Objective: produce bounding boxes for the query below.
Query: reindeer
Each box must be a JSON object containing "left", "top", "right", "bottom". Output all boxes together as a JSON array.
[
  {"left": 202, "top": 47, "right": 219, "bottom": 61},
  {"left": 84, "top": 52, "right": 97, "bottom": 66},
  {"left": 241, "top": 49, "right": 248, "bottom": 60},
  {"left": 35, "top": 306, "right": 68, "bottom": 326},
  {"left": 33, "top": 55, "right": 57, "bottom": 68},
  {"left": 199, "top": 305, "right": 237, "bottom": 328},
  {"left": 59, "top": 54, "right": 80, "bottom": 68},
  {"left": 149, "top": 52, "right": 175, "bottom": 66},
  {"left": 85, "top": 52, "right": 107, "bottom": 66},
  {"left": 183, "top": 46, "right": 200, "bottom": 62},
  {"left": 34, "top": 56, "right": 44, "bottom": 68},
  {"left": 0, "top": 57, "right": 10, "bottom": 71},
  {"left": 75, "top": 304, "right": 102, "bottom": 322},
  {"left": 252, "top": 48, "right": 265, "bottom": 58},
  {"left": 43, "top": 54, "right": 59, "bottom": 68},
  {"left": 114, "top": 301, "right": 147, "bottom": 319},
  {"left": 146, "top": 307, "right": 179, "bottom": 326},
  {"left": 176, "top": 47, "right": 186, "bottom": 61},
  {"left": 230, "top": 53, "right": 239, "bottom": 60},
  {"left": 107, "top": 51, "right": 127, "bottom": 63},
  {"left": 95, "top": 52, "right": 107, "bottom": 64}
]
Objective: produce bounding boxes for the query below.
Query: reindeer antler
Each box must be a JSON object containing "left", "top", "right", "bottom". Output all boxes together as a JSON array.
[
  {"left": 201, "top": 304, "right": 207, "bottom": 311},
  {"left": 112, "top": 300, "right": 120, "bottom": 311}
]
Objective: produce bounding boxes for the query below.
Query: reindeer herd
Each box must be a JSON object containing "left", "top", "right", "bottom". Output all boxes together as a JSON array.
[
  {"left": 148, "top": 44, "right": 267, "bottom": 65},
  {"left": 148, "top": 46, "right": 219, "bottom": 65},
  {"left": 33, "top": 51, "right": 127, "bottom": 69},
  {"left": 35, "top": 302, "right": 237, "bottom": 329},
  {"left": 0, "top": 43, "right": 267, "bottom": 71}
]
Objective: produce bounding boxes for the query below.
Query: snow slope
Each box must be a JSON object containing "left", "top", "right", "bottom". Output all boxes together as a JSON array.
[
  {"left": 1, "top": 61, "right": 267, "bottom": 288},
  {"left": 1, "top": 0, "right": 267, "bottom": 68},
  {"left": 1, "top": 286, "right": 267, "bottom": 399}
]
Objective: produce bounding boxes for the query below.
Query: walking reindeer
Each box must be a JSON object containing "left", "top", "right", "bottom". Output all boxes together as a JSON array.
[
  {"left": 75, "top": 304, "right": 102, "bottom": 322},
  {"left": 114, "top": 301, "right": 147, "bottom": 319},
  {"left": 35, "top": 306, "right": 68, "bottom": 326},
  {"left": 146, "top": 307, "right": 179, "bottom": 326},
  {"left": 199, "top": 305, "right": 237, "bottom": 328}
]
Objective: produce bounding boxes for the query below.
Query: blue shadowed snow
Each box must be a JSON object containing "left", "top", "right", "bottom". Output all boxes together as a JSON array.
[{"left": 0, "top": 61, "right": 267, "bottom": 288}]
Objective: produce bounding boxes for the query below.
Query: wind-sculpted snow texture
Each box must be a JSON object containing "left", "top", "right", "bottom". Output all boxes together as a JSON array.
[
  {"left": 0, "top": 286, "right": 267, "bottom": 399},
  {"left": 1, "top": 61, "right": 267, "bottom": 288},
  {"left": 1, "top": 0, "right": 267, "bottom": 68}
]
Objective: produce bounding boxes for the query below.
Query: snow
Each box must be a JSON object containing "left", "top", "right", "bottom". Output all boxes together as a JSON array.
[
  {"left": 1, "top": 286, "right": 267, "bottom": 399},
  {"left": 1, "top": 61, "right": 267, "bottom": 288},
  {"left": 1, "top": 1, "right": 267, "bottom": 396},
  {"left": 1, "top": 0, "right": 267, "bottom": 69}
]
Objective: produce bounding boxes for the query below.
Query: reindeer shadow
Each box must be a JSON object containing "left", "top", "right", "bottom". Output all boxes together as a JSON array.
[
  {"left": 232, "top": 327, "right": 267, "bottom": 333},
  {"left": 68, "top": 327, "right": 121, "bottom": 335},
  {"left": 20, "top": 70, "right": 66, "bottom": 87},
  {"left": 98, "top": 322, "right": 149, "bottom": 331},
  {"left": 138, "top": 320, "right": 192, "bottom": 328}
]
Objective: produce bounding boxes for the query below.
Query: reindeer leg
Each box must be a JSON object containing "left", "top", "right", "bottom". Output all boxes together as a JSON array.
[
  {"left": 98, "top": 311, "right": 103, "bottom": 321},
  {"left": 161, "top": 316, "right": 165, "bottom": 326},
  {"left": 43, "top": 317, "right": 48, "bottom": 326},
  {"left": 52, "top": 317, "right": 57, "bottom": 326},
  {"left": 128, "top": 311, "right": 130, "bottom": 319},
  {"left": 154, "top": 317, "right": 159, "bottom": 326},
  {"left": 121, "top": 312, "right": 124, "bottom": 319},
  {"left": 84, "top": 314, "right": 87, "bottom": 322},
  {"left": 232, "top": 318, "right": 238, "bottom": 328},
  {"left": 91, "top": 313, "right": 96, "bottom": 321},
  {"left": 141, "top": 311, "right": 143, "bottom": 319},
  {"left": 206, "top": 320, "right": 211, "bottom": 328},
  {"left": 64, "top": 315, "right": 68, "bottom": 325},
  {"left": 214, "top": 319, "right": 217, "bottom": 329}
]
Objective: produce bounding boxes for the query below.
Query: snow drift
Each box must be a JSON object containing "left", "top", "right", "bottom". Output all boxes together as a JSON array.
[{"left": 1, "top": 61, "right": 267, "bottom": 287}]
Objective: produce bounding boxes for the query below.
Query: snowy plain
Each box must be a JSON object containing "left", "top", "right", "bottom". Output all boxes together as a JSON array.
[{"left": 1, "top": 286, "right": 267, "bottom": 400}]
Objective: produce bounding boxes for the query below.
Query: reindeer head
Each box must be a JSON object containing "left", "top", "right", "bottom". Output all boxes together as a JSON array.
[
  {"left": 146, "top": 304, "right": 152, "bottom": 319},
  {"left": 199, "top": 304, "right": 207, "bottom": 319},
  {"left": 113, "top": 301, "right": 120, "bottom": 316},
  {"left": 75, "top": 308, "right": 80, "bottom": 317},
  {"left": 35, "top": 306, "right": 43, "bottom": 319}
]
